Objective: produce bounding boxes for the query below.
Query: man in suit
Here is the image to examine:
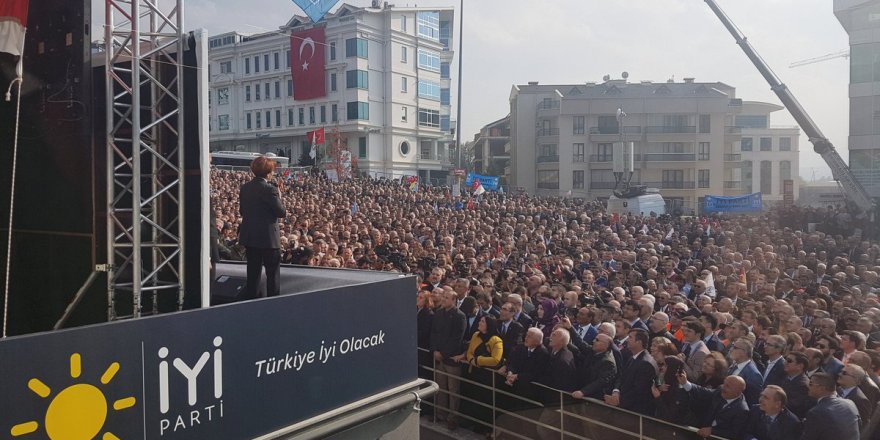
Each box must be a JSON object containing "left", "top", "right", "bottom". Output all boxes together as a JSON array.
[
  {"left": 763, "top": 335, "right": 788, "bottom": 388},
  {"left": 680, "top": 320, "right": 710, "bottom": 381},
  {"left": 781, "top": 351, "right": 815, "bottom": 419},
  {"left": 536, "top": 328, "right": 579, "bottom": 440},
  {"left": 837, "top": 364, "right": 873, "bottom": 429},
  {"left": 238, "top": 156, "right": 286, "bottom": 299},
  {"left": 503, "top": 327, "right": 549, "bottom": 405},
  {"left": 429, "top": 289, "right": 467, "bottom": 429},
  {"left": 605, "top": 328, "right": 657, "bottom": 416},
  {"left": 572, "top": 307, "right": 599, "bottom": 344},
  {"left": 622, "top": 300, "right": 648, "bottom": 331},
  {"left": 498, "top": 302, "right": 525, "bottom": 359},
  {"left": 699, "top": 313, "right": 725, "bottom": 353},
  {"left": 648, "top": 311, "right": 680, "bottom": 349},
  {"left": 507, "top": 294, "right": 534, "bottom": 330},
  {"left": 679, "top": 372, "right": 750, "bottom": 439},
  {"left": 745, "top": 385, "right": 803, "bottom": 440},
  {"left": 729, "top": 339, "right": 764, "bottom": 405},
  {"left": 460, "top": 297, "right": 482, "bottom": 346},
  {"left": 801, "top": 372, "right": 860, "bottom": 440},
  {"left": 815, "top": 335, "right": 844, "bottom": 378},
  {"left": 573, "top": 334, "right": 618, "bottom": 400}
]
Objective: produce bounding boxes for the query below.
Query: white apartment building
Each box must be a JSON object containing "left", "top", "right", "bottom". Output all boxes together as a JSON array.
[
  {"left": 737, "top": 101, "right": 801, "bottom": 204},
  {"left": 207, "top": 3, "right": 455, "bottom": 182},
  {"left": 509, "top": 78, "right": 746, "bottom": 213}
]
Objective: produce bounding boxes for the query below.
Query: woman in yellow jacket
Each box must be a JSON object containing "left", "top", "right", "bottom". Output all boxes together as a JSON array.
[{"left": 454, "top": 315, "right": 503, "bottom": 437}]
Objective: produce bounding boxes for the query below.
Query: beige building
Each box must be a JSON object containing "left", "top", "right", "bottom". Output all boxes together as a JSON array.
[
  {"left": 508, "top": 78, "right": 746, "bottom": 213},
  {"left": 737, "top": 101, "right": 801, "bottom": 204},
  {"left": 471, "top": 115, "right": 510, "bottom": 183}
]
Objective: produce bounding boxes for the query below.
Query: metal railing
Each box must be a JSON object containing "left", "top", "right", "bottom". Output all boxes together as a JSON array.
[
  {"left": 726, "top": 126, "right": 743, "bottom": 134},
  {"left": 537, "top": 128, "right": 560, "bottom": 136},
  {"left": 590, "top": 181, "right": 619, "bottom": 189},
  {"left": 644, "top": 126, "right": 696, "bottom": 134},
  {"left": 537, "top": 100, "right": 560, "bottom": 110},
  {"left": 418, "top": 347, "right": 723, "bottom": 440},
  {"left": 588, "top": 126, "right": 642, "bottom": 135},
  {"left": 724, "top": 154, "right": 742, "bottom": 161},
  {"left": 643, "top": 181, "right": 696, "bottom": 189},
  {"left": 537, "top": 155, "right": 560, "bottom": 163},
  {"left": 537, "top": 182, "right": 560, "bottom": 189},
  {"left": 724, "top": 180, "right": 743, "bottom": 189},
  {"left": 642, "top": 153, "right": 696, "bottom": 162}
]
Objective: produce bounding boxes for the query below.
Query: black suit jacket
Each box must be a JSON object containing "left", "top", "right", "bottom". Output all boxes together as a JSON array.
[
  {"left": 507, "top": 344, "right": 548, "bottom": 384},
  {"left": 429, "top": 306, "right": 467, "bottom": 365},
  {"left": 515, "top": 312, "right": 533, "bottom": 329},
  {"left": 745, "top": 406, "right": 803, "bottom": 440},
  {"left": 578, "top": 349, "right": 617, "bottom": 399},
  {"left": 537, "top": 347, "right": 578, "bottom": 403},
  {"left": 499, "top": 320, "right": 524, "bottom": 361},
  {"left": 801, "top": 396, "right": 861, "bottom": 440},
  {"left": 839, "top": 387, "right": 872, "bottom": 428},
  {"left": 238, "top": 177, "right": 285, "bottom": 249},
  {"left": 687, "top": 384, "right": 750, "bottom": 440},
  {"left": 781, "top": 373, "right": 814, "bottom": 419},
  {"left": 616, "top": 351, "right": 657, "bottom": 416},
  {"left": 763, "top": 357, "right": 787, "bottom": 388}
]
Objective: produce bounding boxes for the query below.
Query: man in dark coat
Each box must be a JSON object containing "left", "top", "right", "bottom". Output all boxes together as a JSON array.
[
  {"left": 606, "top": 328, "right": 657, "bottom": 416},
  {"left": 238, "top": 155, "right": 286, "bottom": 299},
  {"left": 744, "top": 385, "right": 803, "bottom": 440},
  {"left": 572, "top": 334, "right": 617, "bottom": 400},
  {"left": 679, "top": 372, "right": 750, "bottom": 440},
  {"left": 837, "top": 364, "right": 873, "bottom": 430},
  {"left": 498, "top": 302, "right": 525, "bottom": 359},
  {"left": 781, "top": 352, "right": 814, "bottom": 419},
  {"left": 429, "top": 289, "right": 467, "bottom": 429},
  {"left": 801, "top": 372, "right": 861, "bottom": 440}
]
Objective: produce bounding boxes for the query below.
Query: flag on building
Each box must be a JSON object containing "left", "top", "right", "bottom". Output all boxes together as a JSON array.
[
  {"left": 291, "top": 27, "right": 326, "bottom": 100},
  {"left": 0, "top": 0, "right": 29, "bottom": 56}
]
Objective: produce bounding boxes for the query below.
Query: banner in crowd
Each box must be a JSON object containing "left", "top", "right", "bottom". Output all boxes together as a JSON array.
[
  {"left": 0, "top": 275, "right": 415, "bottom": 439},
  {"left": 465, "top": 173, "right": 499, "bottom": 191},
  {"left": 703, "top": 192, "right": 763, "bottom": 213},
  {"left": 291, "top": 27, "right": 326, "bottom": 100}
]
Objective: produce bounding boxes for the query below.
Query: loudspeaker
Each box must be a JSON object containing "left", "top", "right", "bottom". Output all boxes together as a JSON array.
[{"left": 211, "top": 274, "right": 265, "bottom": 305}]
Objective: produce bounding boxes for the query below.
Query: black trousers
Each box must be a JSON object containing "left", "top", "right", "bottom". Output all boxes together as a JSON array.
[{"left": 243, "top": 247, "right": 281, "bottom": 299}]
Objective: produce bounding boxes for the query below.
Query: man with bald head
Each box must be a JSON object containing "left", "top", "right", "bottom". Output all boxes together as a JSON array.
[
  {"left": 573, "top": 334, "right": 618, "bottom": 400},
  {"left": 679, "top": 372, "right": 750, "bottom": 439}
]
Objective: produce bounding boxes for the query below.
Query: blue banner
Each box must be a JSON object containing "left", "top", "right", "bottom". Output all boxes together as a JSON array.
[
  {"left": 465, "top": 173, "right": 500, "bottom": 191},
  {"left": 704, "top": 192, "right": 763, "bottom": 213}
]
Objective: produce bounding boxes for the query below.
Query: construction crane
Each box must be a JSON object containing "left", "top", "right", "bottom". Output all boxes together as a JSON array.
[
  {"left": 703, "top": 0, "right": 877, "bottom": 229},
  {"left": 790, "top": 50, "right": 850, "bottom": 68}
]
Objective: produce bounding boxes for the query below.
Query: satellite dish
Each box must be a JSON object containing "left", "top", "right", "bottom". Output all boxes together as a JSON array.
[
  {"left": 603, "top": 74, "right": 611, "bottom": 82},
  {"left": 621, "top": 71, "right": 629, "bottom": 79}
]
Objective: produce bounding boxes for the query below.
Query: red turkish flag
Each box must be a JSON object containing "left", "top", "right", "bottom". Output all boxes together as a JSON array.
[
  {"left": 291, "top": 27, "right": 326, "bottom": 100},
  {"left": 306, "top": 127, "right": 325, "bottom": 145},
  {"left": 0, "top": 0, "right": 29, "bottom": 56}
]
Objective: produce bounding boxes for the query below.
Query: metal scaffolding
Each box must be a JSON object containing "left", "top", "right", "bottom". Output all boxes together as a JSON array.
[{"left": 105, "top": 0, "right": 185, "bottom": 320}]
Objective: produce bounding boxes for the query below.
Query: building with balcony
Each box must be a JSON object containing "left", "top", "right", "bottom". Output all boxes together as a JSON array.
[
  {"left": 508, "top": 78, "right": 747, "bottom": 213},
  {"left": 471, "top": 115, "right": 510, "bottom": 182},
  {"left": 737, "top": 101, "right": 801, "bottom": 204},
  {"left": 207, "top": 3, "right": 455, "bottom": 182},
  {"left": 835, "top": 0, "right": 880, "bottom": 197}
]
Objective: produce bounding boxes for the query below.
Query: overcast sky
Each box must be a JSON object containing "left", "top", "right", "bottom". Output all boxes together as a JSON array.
[{"left": 94, "top": 0, "right": 849, "bottom": 178}]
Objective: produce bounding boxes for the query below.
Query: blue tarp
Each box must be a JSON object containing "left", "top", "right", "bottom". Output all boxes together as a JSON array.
[
  {"left": 465, "top": 173, "right": 500, "bottom": 191},
  {"left": 704, "top": 192, "right": 763, "bottom": 213},
  {"left": 290, "top": 0, "right": 339, "bottom": 23}
]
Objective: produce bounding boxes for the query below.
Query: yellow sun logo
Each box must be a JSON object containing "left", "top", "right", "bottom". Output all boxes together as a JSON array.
[{"left": 10, "top": 353, "right": 137, "bottom": 440}]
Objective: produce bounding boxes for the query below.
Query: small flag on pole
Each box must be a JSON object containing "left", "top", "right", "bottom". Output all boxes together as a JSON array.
[{"left": 0, "top": 0, "right": 29, "bottom": 56}]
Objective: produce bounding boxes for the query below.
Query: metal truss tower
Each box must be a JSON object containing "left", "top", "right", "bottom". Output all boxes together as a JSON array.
[{"left": 105, "top": 0, "right": 186, "bottom": 320}]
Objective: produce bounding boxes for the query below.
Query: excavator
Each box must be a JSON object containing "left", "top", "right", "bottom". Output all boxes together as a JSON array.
[{"left": 704, "top": 0, "right": 878, "bottom": 238}]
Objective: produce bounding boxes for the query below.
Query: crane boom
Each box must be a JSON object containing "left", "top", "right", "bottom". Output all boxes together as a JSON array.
[{"left": 703, "top": 0, "right": 876, "bottom": 215}]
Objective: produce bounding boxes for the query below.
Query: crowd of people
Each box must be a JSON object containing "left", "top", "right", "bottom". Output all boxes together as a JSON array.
[{"left": 212, "top": 167, "right": 880, "bottom": 440}]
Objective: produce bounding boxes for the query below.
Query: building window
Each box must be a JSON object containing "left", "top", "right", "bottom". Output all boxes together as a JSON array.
[
  {"left": 401, "top": 77, "right": 408, "bottom": 93},
  {"left": 597, "top": 143, "right": 613, "bottom": 162},
  {"left": 402, "top": 106, "right": 408, "bottom": 122},
  {"left": 330, "top": 73, "right": 337, "bottom": 92},
  {"left": 245, "top": 57, "right": 250, "bottom": 74},
  {"left": 572, "top": 116, "right": 585, "bottom": 135},
  {"left": 573, "top": 143, "right": 585, "bottom": 162},
  {"left": 597, "top": 115, "right": 620, "bottom": 134},
  {"left": 345, "top": 38, "right": 368, "bottom": 58},
  {"left": 256, "top": 112, "right": 262, "bottom": 129},
  {"left": 742, "top": 160, "right": 753, "bottom": 193},
  {"left": 245, "top": 85, "right": 251, "bottom": 102},
  {"left": 320, "top": 105, "right": 326, "bottom": 123},
  {"left": 255, "top": 84, "right": 261, "bottom": 101},
  {"left": 573, "top": 170, "right": 585, "bottom": 189},
  {"left": 273, "top": 52, "right": 279, "bottom": 70},
  {"left": 263, "top": 54, "right": 269, "bottom": 71},
  {"left": 418, "top": 80, "right": 441, "bottom": 100},
  {"left": 440, "top": 115, "right": 450, "bottom": 132},
  {"left": 286, "top": 50, "right": 291, "bottom": 68},
  {"left": 401, "top": 45, "right": 407, "bottom": 63},
  {"left": 760, "top": 160, "right": 772, "bottom": 194},
  {"left": 331, "top": 104, "right": 338, "bottom": 122},
  {"left": 401, "top": 15, "right": 407, "bottom": 32},
  {"left": 220, "top": 61, "right": 232, "bottom": 74},
  {"left": 440, "top": 88, "right": 450, "bottom": 105},
  {"left": 851, "top": 43, "right": 880, "bottom": 83},
  {"left": 441, "top": 62, "right": 450, "bottom": 79},
  {"left": 741, "top": 137, "right": 752, "bottom": 151},
  {"left": 254, "top": 56, "right": 260, "bottom": 73},
  {"left": 440, "top": 20, "right": 451, "bottom": 50},
  {"left": 298, "top": 108, "right": 305, "bottom": 125},
  {"left": 309, "top": 106, "right": 315, "bottom": 124},
  {"left": 698, "top": 169, "right": 710, "bottom": 188},
  {"left": 246, "top": 113, "right": 252, "bottom": 130},
  {"left": 400, "top": 141, "right": 410, "bottom": 156},
  {"left": 347, "top": 101, "right": 370, "bottom": 120},
  {"left": 699, "top": 114, "right": 711, "bottom": 133},
  {"left": 329, "top": 41, "right": 336, "bottom": 61},
  {"left": 421, "top": 141, "right": 433, "bottom": 160},
  {"left": 417, "top": 11, "right": 440, "bottom": 40},
  {"left": 417, "top": 49, "right": 441, "bottom": 72},
  {"left": 735, "top": 115, "right": 767, "bottom": 129},
  {"left": 274, "top": 81, "right": 280, "bottom": 99},
  {"left": 288, "top": 109, "right": 293, "bottom": 126},
  {"left": 539, "top": 144, "right": 557, "bottom": 158},
  {"left": 779, "top": 137, "right": 792, "bottom": 151},
  {"left": 663, "top": 170, "right": 684, "bottom": 187},
  {"left": 780, "top": 160, "right": 791, "bottom": 193},
  {"left": 265, "top": 111, "right": 271, "bottom": 128},
  {"left": 760, "top": 137, "right": 772, "bottom": 151},
  {"left": 264, "top": 83, "right": 270, "bottom": 101},
  {"left": 217, "top": 114, "right": 230, "bottom": 130},
  {"left": 417, "top": 108, "right": 439, "bottom": 127},
  {"left": 359, "top": 137, "right": 367, "bottom": 158},
  {"left": 288, "top": 80, "right": 292, "bottom": 97},
  {"left": 698, "top": 142, "right": 710, "bottom": 160},
  {"left": 346, "top": 70, "right": 369, "bottom": 89},
  {"left": 537, "top": 170, "right": 559, "bottom": 189},
  {"left": 275, "top": 110, "right": 281, "bottom": 128}
]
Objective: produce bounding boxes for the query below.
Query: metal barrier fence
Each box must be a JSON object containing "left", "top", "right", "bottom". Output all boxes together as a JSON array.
[{"left": 418, "top": 348, "right": 724, "bottom": 440}]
